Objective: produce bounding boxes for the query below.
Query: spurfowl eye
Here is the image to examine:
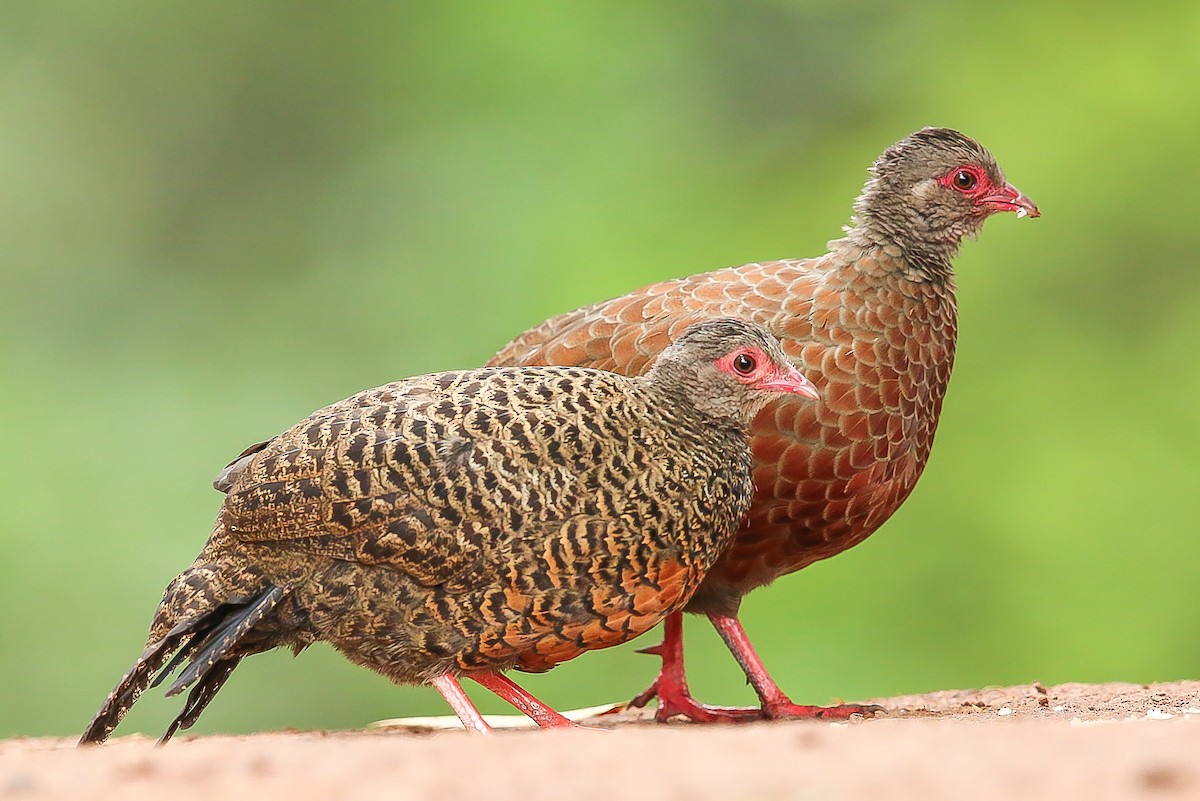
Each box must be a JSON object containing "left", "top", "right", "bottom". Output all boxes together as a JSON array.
[
  {"left": 732, "top": 352, "right": 757, "bottom": 375},
  {"left": 952, "top": 169, "right": 978, "bottom": 191}
]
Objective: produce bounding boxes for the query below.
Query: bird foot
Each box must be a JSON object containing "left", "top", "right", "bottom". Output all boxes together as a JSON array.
[
  {"left": 627, "top": 679, "right": 764, "bottom": 724},
  {"left": 628, "top": 680, "right": 884, "bottom": 724}
]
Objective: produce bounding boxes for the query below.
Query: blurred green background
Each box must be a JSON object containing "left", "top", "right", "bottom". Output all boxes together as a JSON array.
[{"left": 3, "top": 2, "right": 1198, "bottom": 739}]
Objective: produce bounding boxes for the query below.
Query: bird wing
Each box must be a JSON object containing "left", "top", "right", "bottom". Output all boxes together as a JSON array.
[
  {"left": 219, "top": 371, "right": 650, "bottom": 589},
  {"left": 490, "top": 259, "right": 824, "bottom": 373},
  {"left": 212, "top": 382, "right": 440, "bottom": 494},
  {"left": 218, "top": 377, "right": 500, "bottom": 586}
]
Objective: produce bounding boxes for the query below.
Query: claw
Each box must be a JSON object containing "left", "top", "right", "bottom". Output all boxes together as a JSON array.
[
  {"left": 627, "top": 680, "right": 659, "bottom": 710},
  {"left": 635, "top": 642, "right": 665, "bottom": 657}
]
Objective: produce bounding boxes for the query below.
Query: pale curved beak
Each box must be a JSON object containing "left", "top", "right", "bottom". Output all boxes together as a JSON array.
[
  {"left": 759, "top": 365, "right": 819, "bottom": 399},
  {"left": 978, "top": 182, "right": 1040, "bottom": 218}
]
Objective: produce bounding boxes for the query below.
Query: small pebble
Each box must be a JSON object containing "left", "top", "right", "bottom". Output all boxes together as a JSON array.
[{"left": 997, "top": 707, "right": 1013, "bottom": 716}]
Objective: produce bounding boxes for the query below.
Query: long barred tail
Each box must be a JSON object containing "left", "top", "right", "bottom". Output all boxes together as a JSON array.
[
  {"left": 79, "top": 615, "right": 204, "bottom": 745},
  {"left": 79, "top": 585, "right": 285, "bottom": 745}
]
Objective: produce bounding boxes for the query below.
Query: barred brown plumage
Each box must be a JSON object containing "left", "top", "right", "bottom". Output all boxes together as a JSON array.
[
  {"left": 489, "top": 127, "right": 1039, "bottom": 723},
  {"left": 80, "top": 318, "right": 817, "bottom": 742}
]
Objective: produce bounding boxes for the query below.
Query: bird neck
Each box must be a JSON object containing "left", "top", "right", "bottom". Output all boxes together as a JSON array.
[
  {"left": 638, "top": 365, "right": 755, "bottom": 435},
  {"left": 839, "top": 181, "right": 963, "bottom": 284},
  {"left": 819, "top": 227, "right": 954, "bottom": 290},
  {"left": 834, "top": 223, "right": 956, "bottom": 285}
]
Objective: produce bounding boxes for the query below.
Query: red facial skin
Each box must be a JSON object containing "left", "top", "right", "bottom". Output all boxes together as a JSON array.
[
  {"left": 938, "top": 165, "right": 1040, "bottom": 217},
  {"left": 716, "top": 348, "right": 820, "bottom": 399}
]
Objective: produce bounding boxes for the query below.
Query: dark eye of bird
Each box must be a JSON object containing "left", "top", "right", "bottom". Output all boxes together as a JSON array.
[
  {"left": 733, "top": 352, "right": 757, "bottom": 375},
  {"left": 953, "top": 169, "right": 977, "bottom": 190}
]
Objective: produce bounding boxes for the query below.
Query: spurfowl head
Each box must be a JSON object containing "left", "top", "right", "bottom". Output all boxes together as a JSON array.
[
  {"left": 851, "top": 127, "right": 1039, "bottom": 266},
  {"left": 648, "top": 318, "right": 818, "bottom": 425}
]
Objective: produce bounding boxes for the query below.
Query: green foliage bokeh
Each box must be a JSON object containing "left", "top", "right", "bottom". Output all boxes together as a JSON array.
[{"left": 2, "top": 2, "right": 1198, "bottom": 738}]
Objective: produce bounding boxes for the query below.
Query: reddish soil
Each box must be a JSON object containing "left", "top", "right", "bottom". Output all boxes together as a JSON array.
[{"left": 4, "top": 680, "right": 1199, "bottom": 801}]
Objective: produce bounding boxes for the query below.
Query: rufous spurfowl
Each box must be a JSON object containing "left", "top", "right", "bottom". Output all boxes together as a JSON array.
[
  {"left": 489, "top": 127, "right": 1039, "bottom": 722},
  {"left": 80, "top": 319, "right": 817, "bottom": 743}
]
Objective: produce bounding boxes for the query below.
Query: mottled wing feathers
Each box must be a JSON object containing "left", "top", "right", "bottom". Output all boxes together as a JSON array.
[{"left": 220, "top": 368, "right": 662, "bottom": 588}]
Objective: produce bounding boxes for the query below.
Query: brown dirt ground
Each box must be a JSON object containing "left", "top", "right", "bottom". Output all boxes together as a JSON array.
[{"left": 4, "top": 680, "right": 1200, "bottom": 801}]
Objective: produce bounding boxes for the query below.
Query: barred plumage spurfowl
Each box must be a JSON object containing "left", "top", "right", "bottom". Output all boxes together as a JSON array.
[
  {"left": 80, "top": 319, "right": 817, "bottom": 743},
  {"left": 489, "top": 127, "right": 1039, "bottom": 722}
]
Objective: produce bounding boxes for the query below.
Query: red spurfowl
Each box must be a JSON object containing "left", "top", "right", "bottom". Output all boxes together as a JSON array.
[
  {"left": 80, "top": 319, "right": 817, "bottom": 742},
  {"left": 489, "top": 127, "right": 1039, "bottom": 722}
]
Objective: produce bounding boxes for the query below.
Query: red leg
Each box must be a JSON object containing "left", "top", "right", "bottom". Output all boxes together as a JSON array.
[
  {"left": 468, "top": 671, "right": 580, "bottom": 730},
  {"left": 627, "top": 611, "right": 761, "bottom": 723},
  {"left": 709, "top": 614, "right": 883, "bottom": 720},
  {"left": 430, "top": 674, "right": 492, "bottom": 735}
]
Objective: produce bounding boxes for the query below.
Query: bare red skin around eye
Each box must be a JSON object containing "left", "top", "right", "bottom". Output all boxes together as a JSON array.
[{"left": 715, "top": 348, "right": 774, "bottom": 385}]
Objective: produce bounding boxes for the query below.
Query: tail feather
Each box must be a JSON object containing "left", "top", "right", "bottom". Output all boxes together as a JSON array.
[
  {"left": 79, "top": 585, "right": 285, "bottom": 746},
  {"left": 147, "top": 590, "right": 272, "bottom": 691},
  {"left": 160, "top": 658, "right": 240, "bottom": 744},
  {"left": 164, "top": 586, "right": 285, "bottom": 698},
  {"left": 79, "top": 620, "right": 205, "bottom": 745}
]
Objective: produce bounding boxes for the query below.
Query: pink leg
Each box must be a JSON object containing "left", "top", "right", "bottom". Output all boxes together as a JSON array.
[
  {"left": 629, "top": 612, "right": 882, "bottom": 723},
  {"left": 709, "top": 614, "right": 883, "bottom": 720},
  {"left": 430, "top": 674, "right": 492, "bottom": 735},
  {"left": 628, "top": 611, "right": 761, "bottom": 723},
  {"left": 468, "top": 671, "right": 580, "bottom": 730}
]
